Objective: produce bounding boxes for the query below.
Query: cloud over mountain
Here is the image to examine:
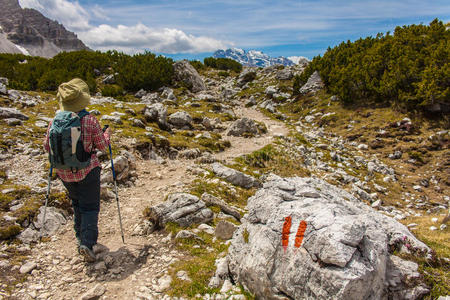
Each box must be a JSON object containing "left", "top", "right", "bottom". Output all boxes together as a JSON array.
[{"left": 18, "top": 0, "right": 229, "bottom": 54}]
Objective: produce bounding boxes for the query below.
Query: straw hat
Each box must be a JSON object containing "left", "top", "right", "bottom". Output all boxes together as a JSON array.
[{"left": 57, "top": 78, "right": 90, "bottom": 112}]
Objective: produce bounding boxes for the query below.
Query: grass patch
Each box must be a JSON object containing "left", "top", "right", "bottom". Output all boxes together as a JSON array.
[
  {"left": 167, "top": 223, "right": 228, "bottom": 298},
  {"left": 190, "top": 180, "right": 254, "bottom": 209}
]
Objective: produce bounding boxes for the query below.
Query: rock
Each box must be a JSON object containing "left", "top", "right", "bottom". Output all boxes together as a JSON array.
[
  {"left": 132, "top": 118, "right": 145, "bottom": 128},
  {"left": 220, "top": 279, "right": 233, "bottom": 293},
  {"left": 100, "top": 115, "right": 122, "bottom": 125},
  {"left": 18, "top": 228, "right": 40, "bottom": 244},
  {"left": 155, "top": 275, "right": 172, "bottom": 293},
  {"left": 358, "top": 143, "right": 369, "bottom": 150},
  {"left": 227, "top": 118, "right": 259, "bottom": 137},
  {"left": 265, "top": 86, "right": 277, "bottom": 97},
  {"left": 259, "top": 100, "right": 277, "bottom": 113},
  {"left": 389, "top": 151, "right": 403, "bottom": 160},
  {"left": 34, "top": 206, "right": 67, "bottom": 237},
  {"left": 276, "top": 68, "right": 293, "bottom": 80},
  {"left": 168, "top": 111, "right": 192, "bottom": 128},
  {"left": 429, "top": 226, "right": 438, "bottom": 231},
  {"left": 178, "top": 148, "right": 201, "bottom": 159},
  {"left": 440, "top": 224, "right": 447, "bottom": 231},
  {"left": 198, "top": 224, "right": 215, "bottom": 235},
  {"left": 102, "top": 74, "right": 115, "bottom": 84},
  {"left": 0, "top": 83, "right": 7, "bottom": 95},
  {"left": 215, "top": 220, "right": 237, "bottom": 240},
  {"left": 80, "top": 284, "right": 106, "bottom": 300},
  {"left": 143, "top": 103, "right": 169, "bottom": 130},
  {"left": 4, "top": 118, "right": 22, "bottom": 126},
  {"left": 175, "top": 230, "right": 203, "bottom": 242},
  {"left": 94, "top": 261, "right": 107, "bottom": 273},
  {"left": 236, "top": 69, "right": 257, "bottom": 87},
  {"left": 141, "top": 92, "right": 161, "bottom": 104},
  {"left": 0, "top": 107, "right": 29, "bottom": 120},
  {"left": 245, "top": 96, "right": 257, "bottom": 107},
  {"left": 176, "top": 270, "right": 191, "bottom": 282},
  {"left": 227, "top": 175, "right": 430, "bottom": 300},
  {"left": 304, "top": 115, "right": 315, "bottom": 123},
  {"left": 387, "top": 255, "right": 429, "bottom": 299},
  {"left": 135, "top": 89, "right": 147, "bottom": 98},
  {"left": 173, "top": 60, "right": 206, "bottom": 92},
  {"left": 147, "top": 193, "right": 214, "bottom": 229},
  {"left": 0, "top": 77, "right": 8, "bottom": 86},
  {"left": 161, "top": 87, "right": 176, "bottom": 101},
  {"left": 299, "top": 71, "right": 324, "bottom": 94},
  {"left": 201, "top": 193, "right": 241, "bottom": 221},
  {"left": 19, "top": 261, "right": 37, "bottom": 274},
  {"left": 371, "top": 200, "right": 382, "bottom": 208},
  {"left": 211, "top": 163, "right": 260, "bottom": 189}
]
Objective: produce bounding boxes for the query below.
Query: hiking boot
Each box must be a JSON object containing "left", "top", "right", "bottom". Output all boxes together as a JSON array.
[{"left": 79, "top": 245, "right": 96, "bottom": 263}]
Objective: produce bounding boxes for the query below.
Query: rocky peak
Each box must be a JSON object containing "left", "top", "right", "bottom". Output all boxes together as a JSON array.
[{"left": 0, "top": 0, "right": 89, "bottom": 57}]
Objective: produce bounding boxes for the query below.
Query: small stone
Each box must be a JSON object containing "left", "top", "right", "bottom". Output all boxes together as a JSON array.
[
  {"left": 155, "top": 275, "right": 172, "bottom": 292},
  {"left": 413, "top": 185, "right": 422, "bottom": 192},
  {"left": 440, "top": 224, "right": 447, "bottom": 231},
  {"left": 429, "top": 226, "right": 438, "bottom": 231},
  {"left": 80, "top": 284, "right": 106, "bottom": 300},
  {"left": 215, "top": 220, "right": 238, "bottom": 240},
  {"left": 19, "top": 262, "right": 37, "bottom": 274},
  {"left": 371, "top": 200, "right": 381, "bottom": 208},
  {"left": 94, "top": 261, "right": 107, "bottom": 273},
  {"left": 220, "top": 279, "right": 233, "bottom": 293},
  {"left": 431, "top": 218, "right": 438, "bottom": 223},
  {"left": 176, "top": 270, "right": 191, "bottom": 282}
]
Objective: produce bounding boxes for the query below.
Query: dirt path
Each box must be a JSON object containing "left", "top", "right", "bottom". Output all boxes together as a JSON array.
[{"left": 16, "top": 105, "right": 289, "bottom": 300}]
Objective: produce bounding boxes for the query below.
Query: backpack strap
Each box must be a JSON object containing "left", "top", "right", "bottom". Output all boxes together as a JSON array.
[{"left": 77, "top": 109, "right": 90, "bottom": 119}]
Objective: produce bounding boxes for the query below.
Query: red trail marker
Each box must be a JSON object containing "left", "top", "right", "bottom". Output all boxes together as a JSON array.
[
  {"left": 294, "top": 220, "right": 307, "bottom": 248},
  {"left": 282, "top": 216, "right": 292, "bottom": 252}
]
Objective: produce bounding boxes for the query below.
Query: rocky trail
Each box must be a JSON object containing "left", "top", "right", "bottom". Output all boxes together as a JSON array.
[
  {"left": 0, "top": 62, "right": 448, "bottom": 300},
  {"left": 10, "top": 105, "right": 290, "bottom": 300}
]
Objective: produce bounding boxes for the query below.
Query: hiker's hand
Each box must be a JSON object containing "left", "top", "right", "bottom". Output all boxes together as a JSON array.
[{"left": 104, "top": 127, "right": 111, "bottom": 141}]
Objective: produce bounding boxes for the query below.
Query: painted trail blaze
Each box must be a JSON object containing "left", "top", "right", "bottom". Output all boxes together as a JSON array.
[
  {"left": 282, "top": 216, "right": 292, "bottom": 252},
  {"left": 294, "top": 220, "right": 307, "bottom": 248}
]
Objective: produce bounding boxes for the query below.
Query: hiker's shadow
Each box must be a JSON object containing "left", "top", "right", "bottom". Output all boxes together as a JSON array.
[{"left": 84, "top": 243, "right": 153, "bottom": 281}]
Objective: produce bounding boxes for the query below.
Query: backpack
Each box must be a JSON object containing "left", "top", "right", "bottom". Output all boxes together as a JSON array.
[{"left": 48, "top": 110, "right": 92, "bottom": 171}]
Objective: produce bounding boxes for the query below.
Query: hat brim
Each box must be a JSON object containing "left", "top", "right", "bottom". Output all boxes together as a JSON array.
[{"left": 59, "top": 92, "right": 90, "bottom": 112}]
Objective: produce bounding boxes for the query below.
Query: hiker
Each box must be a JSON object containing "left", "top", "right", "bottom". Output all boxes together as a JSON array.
[{"left": 43, "top": 78, "right": 111, "bottom": 262}]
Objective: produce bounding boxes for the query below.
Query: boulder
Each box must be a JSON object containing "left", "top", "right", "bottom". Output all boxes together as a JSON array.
[
  {"left": 34, "top": 206, "right": 67, "bottom": 237},
  {"left": 173, "top": 60, "right": 206, "bottom": 92},
  {"left": 211, "top": 163, "right": 260, "bottom": 189},
  {"left": 100, "top": 115, "right": 122, "bottom": 125},
  {"left": 276, "top": 68, "right": 293, "bottom": 80},
  {"left": 18, "top": 228, "right": 40, "bottom": 244},
  {"left": 227, "top": 117, "right": 259, "bottom": 137},
  {"left": 4, "top": 118, "right": 22, "bottom": 126},
  {"left": 146, "top": 193, "right": 213, "bottom": 229},
  {"left": 0, "top": 107, "right": 29, "bottom": 120},
  {"left": 134, "top": 89, "right": 147, "bottom": 98},
  {"left": 201, "top": 193, "right": 241, "bottom": 221},
  {"left": 168, "top": 111, "right": 192, "bottom": 128},
  {"left": 226, "top": 175, "right": 431, "bottom": 300},
  {"left": 102, "top": 74, "right": 115, "bottom": 84},
  {"left": 299, "top": 71, "right": 324, "bottom": 94},
  {"left": 161, "top": 87, "right": 176, "bottom": 101},
  {"left": 141, "top": 92, "right": 161, "bottom": 104},
  {"left": 215, "top": 220, "right": 238, "bottom": 240},
  {"left": 265, "top": 86, "right": 277, "bottom": 97},
  {"left": 143, "top": 103, "right": 169, "bottom": 130}
]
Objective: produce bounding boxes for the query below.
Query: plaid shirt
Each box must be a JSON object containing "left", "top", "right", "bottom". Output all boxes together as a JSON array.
[{"left": 44, "top": 114, "right": 110, "bottom": 182}]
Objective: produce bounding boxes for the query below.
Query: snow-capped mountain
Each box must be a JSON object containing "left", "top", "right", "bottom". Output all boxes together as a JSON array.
[{"left": 213, "top": 48, "right": 302, "bottom": 67}]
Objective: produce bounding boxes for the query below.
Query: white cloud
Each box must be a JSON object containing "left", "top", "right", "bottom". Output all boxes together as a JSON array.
[
  {"left": 79, "top": 23, "right": 230, "bottom": 54},
  {"left": 18, "top": 0, "right": 229, "bottom": 54}
]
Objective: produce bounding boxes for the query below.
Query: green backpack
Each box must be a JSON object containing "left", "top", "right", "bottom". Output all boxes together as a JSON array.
[{"left": 48, "top": 110, "right": 92, "bottom": 171}]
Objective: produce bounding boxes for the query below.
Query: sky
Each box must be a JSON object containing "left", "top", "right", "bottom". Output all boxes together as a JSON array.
[{"left": 18, "top": 0, "right": 450, "bottom": 60}]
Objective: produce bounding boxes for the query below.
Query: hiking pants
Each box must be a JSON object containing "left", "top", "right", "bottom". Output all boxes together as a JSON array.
[{"left": 62, "top": 167, "right": 101, "bottom": 249}]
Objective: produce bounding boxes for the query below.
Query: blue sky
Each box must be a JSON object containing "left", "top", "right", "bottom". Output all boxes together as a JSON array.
[{"left": 19, "top": 0, "right": 450, "bottom": 60}]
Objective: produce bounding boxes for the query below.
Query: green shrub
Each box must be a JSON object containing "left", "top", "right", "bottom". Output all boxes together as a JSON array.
[
  {"left": 218, "top": 71, "right": 229, "bottom": 77},
  {"left": 189, "top": 60, "right": 206, "bottom": 72},
  {"left": 101, "top": 84, "right": 123, "bottom": 97},
  {"left": 204, "top": 57, "right": 242, "bottom": 73},
  {"left": 301, "top": 19, "right": 449, "bottom": 112}
]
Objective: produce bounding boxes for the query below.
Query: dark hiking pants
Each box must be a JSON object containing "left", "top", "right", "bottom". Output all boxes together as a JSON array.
[{"left": 62, "top": 167, "right": 101, "bottom": 250}]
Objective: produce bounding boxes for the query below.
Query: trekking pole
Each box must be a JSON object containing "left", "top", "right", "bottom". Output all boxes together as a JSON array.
[
  {"left": 42, "top": 165, "right": 53, "bottom": 229},
  {"left": 104, "top": 125, "right": 125, "bottom": 243}
]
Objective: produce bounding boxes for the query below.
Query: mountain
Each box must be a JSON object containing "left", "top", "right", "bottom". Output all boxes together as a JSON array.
[
  {"left": 213, "top": 48, "right": 307, "bottom": 67},
  {"left": 0, "top": 0, "right": 89, "bottom": 58}
]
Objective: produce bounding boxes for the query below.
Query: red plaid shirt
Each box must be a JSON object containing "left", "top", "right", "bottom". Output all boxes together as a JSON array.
[{"left": 44, "top": 114, "right": 110, "bottom": 182}]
